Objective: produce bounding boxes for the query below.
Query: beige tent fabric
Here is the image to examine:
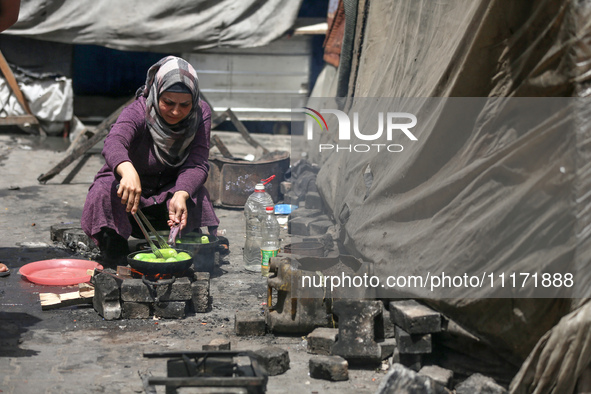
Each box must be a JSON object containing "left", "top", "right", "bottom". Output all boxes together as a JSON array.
[
  {"left": 5, "top": 0, "right": 302, "bottom": 52},
  {"left": 305, "top": 0, "right": 591, "bottom": 386},
  {"left": 510, "top": 301, "right": 591, "bottom": 394}
]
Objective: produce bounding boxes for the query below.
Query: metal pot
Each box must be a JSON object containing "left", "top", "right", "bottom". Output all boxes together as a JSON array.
[
  {"left": 175, "top": 234, "right": 219, "bottom": 273},
  {"left": 127, "top": 249, "right": 194, "bottom": 276}
]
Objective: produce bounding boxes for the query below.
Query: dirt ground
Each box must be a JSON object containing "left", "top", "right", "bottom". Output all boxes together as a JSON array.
[{"left": 0, "top": 131, "right": 385, "bottom": 393}]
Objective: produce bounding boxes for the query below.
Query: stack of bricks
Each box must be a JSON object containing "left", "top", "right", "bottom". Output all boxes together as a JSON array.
[
  {"left": 389, "top": 299, "right": 442, "bottom": 371},
  {"left": 92, "top": 270, "right": 210, "bottom": 320},
  {"left": 304, "top": 300, "right": 397, "bottom": 381},
  {"left": 283, "top": 178, "right": 334, "bottom": 237},
  {"left": 289, "top": 206, "right": 334, "bottom": 236}
]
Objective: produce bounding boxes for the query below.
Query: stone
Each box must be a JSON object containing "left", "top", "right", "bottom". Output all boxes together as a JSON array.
[
  {"left": 92, "top": 271, "right": 120, "bottom": 301},
  {"left": 389, "top": 300, "right": 441, "bottom": 334},
  {"left": 304, "top": 192, "right": 323, "bottom": 210},
  {"left": 121, "top": 302, "right": 151, "bottom": 319},
  {"left": 156, "top": 277, "right": 192, "bottom": 301},
  {"left": 331, "top": 300, "right": 382, "bottom": 365},
  {"left": 235, "top": 311, "right": 266, "bottom": 336},
  {"left": 393, "top": 348, "right": 422, "bottom": 372},
  {"left": 202, "top": 337, "right": 231, "bottom": 351},
  {"left": 252, "top": 346, "right": 290, "bottom": 376},
  {"left": 63, "top": 229, "right": 94, "bottom": 252},
  {"left": 455, "top": 373, "right": 507, "bottom": 394},
  {"left": 395, "top": 326, "right": 432, "bottom": 354},
  {"left": 283, "top": 191, "right": 299, "bottom": 205},
  {"left": 121, "top": 279, "right": 154, "bottom": 303},
  {"left": 309, "top": 355, "right": 348, "bottom": 381},
  {"left": 308, "top": 220, "right": 333, "bottom": 236},
  {"left": 307, "top": 327, "right": 338, "bottom": 355},
  {"left": 289, "top": 216, "right": 319, "bottom": 236},
  {"left": 50, "top": 223, "right": 81, "bottom": 243},
  {"left": 379, "top": 338, "right": 397, "bottom": 360},
  {"left": 419, "top": 365, "right": 454, "bottom": 389},
  {"left": 93, "top": 299, "right": 121, "bottom": 321},
  {"left": 289, "top": 208, "right": 322, "bottom": 219},
  {"left": 280, "top": 181, "right": 292, "bottom": 195},
  {"left": 153, "top": 301, "right": 186, "bottom": 319},
  {"left": 191, "top": 272, "right": 210, "bottom": 313},
  {"left": 382, "top": 308, "right": 395, "bottom": 338},
  {"left": 376, "top": 363, "right": 448, "bottom": 394}
]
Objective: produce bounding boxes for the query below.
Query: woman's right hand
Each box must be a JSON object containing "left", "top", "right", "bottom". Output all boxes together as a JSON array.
[{"left": 116, "top": 161, "right": 142, "bottom": 214}]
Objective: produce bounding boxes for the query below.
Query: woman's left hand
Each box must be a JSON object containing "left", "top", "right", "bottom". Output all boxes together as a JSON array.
[{"left": 168, "top": 191, "right": 190, "bottom": 230}]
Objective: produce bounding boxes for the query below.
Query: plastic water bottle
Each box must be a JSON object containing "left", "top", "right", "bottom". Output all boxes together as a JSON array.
[
  {"left": 260, "top": 206, "right": 280, "bottom": 277},
  {"left": 244, "top": 182, "right": 274, "bottom": 271}
]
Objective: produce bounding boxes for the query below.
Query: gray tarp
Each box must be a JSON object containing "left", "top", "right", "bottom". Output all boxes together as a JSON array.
[
  {"left": 4, "top": 0, "right": 303, "bottom": 52},
  {"left": 305, "top": 0, "right": 591, "bottom": 390}
]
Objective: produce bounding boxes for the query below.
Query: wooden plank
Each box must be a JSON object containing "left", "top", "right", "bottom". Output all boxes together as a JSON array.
[
  {"left": 37, "top": 96, "right": 135, "bottom": 184},
  {"left": 0, "top": 50, "right": 43, "bottom": 135},
  {"left": 40, "top": 289, "right": 94, "bottom": 310},
  {"left": 211, "top": 134, "right": 233, "bottom": 159},
  {"left": 79, "top": 282, "right": 94, "bottom": 297},
  {"left": 0, "top": 51, "right": 35, "bottom": 116},
  {"left": 226, "top": 109, "right": 269, "bottom": 154},
  {"left": 211, "top": 109, "right": 229, "bottom": 129},
  {"left": 65, "top": 126, "right": 95, "bottom": 155}
]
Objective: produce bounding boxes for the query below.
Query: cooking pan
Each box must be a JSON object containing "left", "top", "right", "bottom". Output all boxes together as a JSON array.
[{"left": 127, "top": 249, "right": 194, "bottom": 276}]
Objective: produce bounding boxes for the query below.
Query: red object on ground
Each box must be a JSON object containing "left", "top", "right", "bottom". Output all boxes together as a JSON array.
[{"left": 19, "top": 259, "right": 103, "bottom": 286}]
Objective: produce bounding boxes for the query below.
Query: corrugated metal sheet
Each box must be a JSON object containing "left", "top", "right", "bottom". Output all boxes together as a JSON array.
[{"left": 185, "top": 36, "right": 312, "bottom": 121}]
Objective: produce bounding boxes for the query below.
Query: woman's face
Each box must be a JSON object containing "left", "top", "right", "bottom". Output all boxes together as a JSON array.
[{"left": 158, "top": 91, "right": 193, "bottom": 125}]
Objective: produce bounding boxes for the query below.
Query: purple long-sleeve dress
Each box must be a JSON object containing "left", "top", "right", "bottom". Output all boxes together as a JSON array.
[{"left": 81, "top": 96, "right": 219, "bottom": 246}]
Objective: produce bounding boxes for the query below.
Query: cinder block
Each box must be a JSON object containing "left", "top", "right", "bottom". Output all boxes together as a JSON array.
[
  {"left": 156, "top": 277, "right": 192, "bottom": 301},
  {"left": 304, "top": 192, "right": 323, "bottom": 210},
  {"left": 389, "top": 300, "right": 441, "bottom": 334},
  {"left": 419, "top": 365, "right": 454, "bottom": 389},
  {"left": 309, "top": 355, "right": 348, "bottom": 381},
  {"left": 153, "top": 301, "right": 186, "bottom": 319},
  {"left": 235, "top": 311, "right": 266, "bottom": 336},
  {"left": 289, "top": 208, "right": 321, "bottom": 219},
  {"left": 63, "top": 229, "right": 94, "bottom": 252},
  {"left": 395, "top": 326, "right": 432, "bottom": 354},
  {"left": 376, "top": 363, "right": 448, "bottom": 394},
  {"left": 309, "top": 220, "right": 333, "bottom": 235},
  {"left": 382, "top": 308, "right": 395, "bottom": 338},
  {"left": 379, "top": 338, "right": 397, "bottom": 360},
  {"left": 283, "top": 191, "right": 299, "bottom": 205},
  {"left": 191, "top": 272, "right": 210, "bottom": 313},
  {"left": 393, "top": 348, "right": 422, "bottom": 372},
  {"left": 332, "top": 300, "right": 382, "bottom": 364},
  {"left": 307, "top": 327, "right": 338, "bottom": 355},
  {"left": 121, "top": 279, "right": 154, "bottom": 303},
  {"left": 289, "top": 216, "right": 319, "bottom": 236},
  {"left": 93, "top": 299, "right": 121, "bottom": 320},
  {"left": 121, "top": 302, "right": 151, "bottom": 319},
  {"left": 455, "top": 373, "right": 507, "bottom": 394},
  {"left": 50, "top": 223, "right": 81, "bottom": 243},
  {"left": 202, "top": 338, "right": 231, "bottom": 351},
  {"left": 252, "top": 346, "right": 290, "bottom": 376},
  {"left": 92, "top": 272, "right": 120, "bottom": 301}
]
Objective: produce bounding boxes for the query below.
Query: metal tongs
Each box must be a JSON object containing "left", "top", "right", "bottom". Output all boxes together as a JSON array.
[{"left": 132, "top": 209, "right": 171, "bottom": 259}]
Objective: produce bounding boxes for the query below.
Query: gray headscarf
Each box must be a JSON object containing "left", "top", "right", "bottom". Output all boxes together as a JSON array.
[{"left": 137, "top": 56, "right": 200, "bottom": 167}]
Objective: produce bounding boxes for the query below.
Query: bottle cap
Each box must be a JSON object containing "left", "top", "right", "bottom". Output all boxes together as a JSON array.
[
  {"left": 254, "top": 183, "right": 265, "bottom": 191},
  {"left": 266, "top": 206, "right": 274, "bottom": 212}
]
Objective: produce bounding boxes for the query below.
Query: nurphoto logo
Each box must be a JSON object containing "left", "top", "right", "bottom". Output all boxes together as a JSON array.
[{"left": 302, "top": 107, "right": 418, "bottom": 153}]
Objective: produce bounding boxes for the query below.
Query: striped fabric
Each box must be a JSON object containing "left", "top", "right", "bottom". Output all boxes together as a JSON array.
[{"left": 137, "top": 56, "right": 201, "bottom": 167}]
